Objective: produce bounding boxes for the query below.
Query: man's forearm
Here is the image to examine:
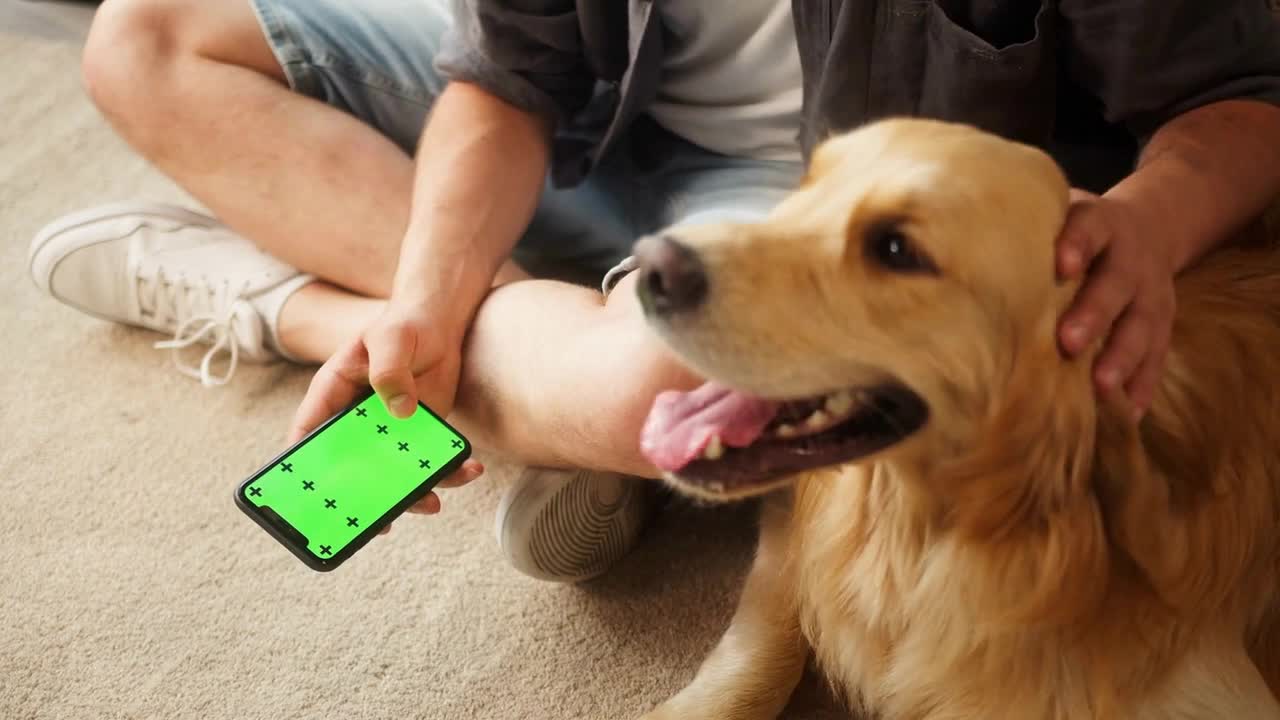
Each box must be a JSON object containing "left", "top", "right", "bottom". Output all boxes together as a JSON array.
[
  {"left": 1105, "top": 100, "right": 1280, "bottom": 272},
  {"left": 391, "top": 82, "right": 552, "bottom": 327}
]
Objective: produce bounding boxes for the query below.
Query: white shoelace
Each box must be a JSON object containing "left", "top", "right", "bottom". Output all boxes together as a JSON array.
[{"left": 139, "top": 270, "right": 262, "bottom": 387}]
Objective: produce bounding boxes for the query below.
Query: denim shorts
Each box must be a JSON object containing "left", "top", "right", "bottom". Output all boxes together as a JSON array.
[{"left": 249, "top": 0, "right": 804, "bottom": 288}]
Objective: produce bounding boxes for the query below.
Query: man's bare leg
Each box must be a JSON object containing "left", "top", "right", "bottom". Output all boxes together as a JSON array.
[{"left": 83, "top": 0, "right": 409, "bottom": 298}]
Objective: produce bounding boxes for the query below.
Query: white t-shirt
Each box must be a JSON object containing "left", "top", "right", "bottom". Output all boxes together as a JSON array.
[{"left": 648, "top": 0, "right": 804, "bottom": 163}]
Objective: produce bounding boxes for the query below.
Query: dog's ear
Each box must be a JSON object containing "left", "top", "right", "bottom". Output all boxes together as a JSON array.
[{"left": 940, "top": 344, "right": 1109, "bottom": 626}]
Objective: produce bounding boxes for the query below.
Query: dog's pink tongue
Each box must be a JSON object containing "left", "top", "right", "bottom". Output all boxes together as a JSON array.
[{"left": 641, "top": 382, "right": 779, "bottom": 472}]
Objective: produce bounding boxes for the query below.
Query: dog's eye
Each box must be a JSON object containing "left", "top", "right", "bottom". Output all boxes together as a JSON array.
[{"left": 864, "top": 223, "right": 937, "bottom": 274}]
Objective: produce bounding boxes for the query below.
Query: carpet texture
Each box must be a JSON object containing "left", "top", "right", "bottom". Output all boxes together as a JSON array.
[{"left": 0, "top": 31, "right": 844, "bottom": 720}]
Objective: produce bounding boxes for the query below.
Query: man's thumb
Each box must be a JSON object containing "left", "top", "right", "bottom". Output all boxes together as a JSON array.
[{"left": 365, "top": 323, "right": 420, "bottom": 419}]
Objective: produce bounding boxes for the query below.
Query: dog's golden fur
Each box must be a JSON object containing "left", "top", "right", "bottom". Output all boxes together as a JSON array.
[{"left": 640, "top": 119, "right": 1280, "bottom": 719}]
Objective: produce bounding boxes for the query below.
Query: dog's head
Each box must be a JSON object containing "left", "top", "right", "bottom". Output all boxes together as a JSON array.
[{"left": 637, "top": 118, "right": 1083, "bottom": 502}]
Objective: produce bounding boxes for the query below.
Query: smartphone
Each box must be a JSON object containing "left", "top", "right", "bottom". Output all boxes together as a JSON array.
[{"left": 235, "top": 391, "right": 471, "bottom": 572}]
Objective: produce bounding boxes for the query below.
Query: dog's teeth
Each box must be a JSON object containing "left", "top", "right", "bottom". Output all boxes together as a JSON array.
[
  {"left": 776, "top": 423, "right": 797, "bottom": 438},
  {"left": 703, "top": 435, "right": 725, "bottom": 461},
  {"left": 825, "top": 390, "right": 854, "bottom": 417},
  {"left": 806, "top": 410, "right": 831, "bottom": 429}
]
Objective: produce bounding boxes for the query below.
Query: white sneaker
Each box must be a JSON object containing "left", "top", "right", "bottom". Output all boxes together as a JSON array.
[
  {"left": 496, "top": 469, "right": 656, "bottom": 583},
  {"left": 29, "top": 203, "right": 314, "bottom": 387}
]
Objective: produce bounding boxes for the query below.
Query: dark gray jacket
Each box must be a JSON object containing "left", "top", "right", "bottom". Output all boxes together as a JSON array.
[{"left": 437, "top": 1, "right": 1280, "bottom": 192}]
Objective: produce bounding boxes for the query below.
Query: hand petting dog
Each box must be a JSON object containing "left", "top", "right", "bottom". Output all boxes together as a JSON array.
[
  {"left": 1056, "top": 189, "right": 1176, "bottom": 422},
  {"left": 1057, "top": 100, "right": 1280, "bottom": 421}
]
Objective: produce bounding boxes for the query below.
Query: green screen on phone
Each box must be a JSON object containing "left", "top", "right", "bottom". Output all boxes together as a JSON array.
[{"left": 237, "top": 393, "right": 468, "bottom": 569}]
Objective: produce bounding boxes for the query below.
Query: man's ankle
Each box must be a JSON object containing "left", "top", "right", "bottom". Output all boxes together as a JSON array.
[{"left": 275, "top": 282, "right": 382, "bottom": 363}]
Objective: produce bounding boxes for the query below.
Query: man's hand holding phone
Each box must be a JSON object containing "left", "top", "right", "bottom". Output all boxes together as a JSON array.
[{"left": 289, "top": 299, "right": 485, "bottom": 520}]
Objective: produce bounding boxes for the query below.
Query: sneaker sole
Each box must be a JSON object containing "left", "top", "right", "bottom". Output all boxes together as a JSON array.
[
  {"left": 28, "top": 202, "right": 220, "bottom": 299},
  {"left": 497, "top": 472, "right": 650, "bottom": 583}
]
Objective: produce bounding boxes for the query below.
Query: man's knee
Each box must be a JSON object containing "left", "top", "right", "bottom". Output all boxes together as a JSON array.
[
  {"left": 82, "top": 0, "right": 281, "bottom": 119},
  {"left": 83, "top": 0, "right": 180, "bottom": 112}
]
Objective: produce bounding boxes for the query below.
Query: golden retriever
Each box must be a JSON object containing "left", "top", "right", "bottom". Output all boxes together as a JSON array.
[{"left": 630, "top": 118, "right": 1280, "bottom": 720}]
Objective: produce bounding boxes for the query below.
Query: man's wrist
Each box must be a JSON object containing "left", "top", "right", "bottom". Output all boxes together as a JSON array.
[
  {"left": 389, "top": 258, "right": 493, "bottom": 338},
  {"left": 1100, "top": 184, "right": 1184, "bottom": 270},
  {"left": 1105, "top": 101, "right": 1280, "bottom": 273},
  {"left": 1102, "top": 151, "right": 1210, "bottom": 274},
  {"left": 381, "top": 294, "right": 472, "bottom": 352},
  {"left": 391, "top": 284, "right": 484, "bottom": 336}
]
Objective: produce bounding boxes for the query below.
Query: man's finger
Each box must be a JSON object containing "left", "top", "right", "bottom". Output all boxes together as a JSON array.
[
  {"left": 365, "top": 321, "right": 421, "bottom": 419},
  {"left": 1059, "top": 263, "right": 1135, "bottom": 355},
  {"left": 437, "top": 460, "right": 485, "bottom": 489},
  {"left": 1124, "top": 314, "right": 1173, "bottom": 418},
  {"left": 406, "top": 463, "right": 484, "bottom": 515},
  {"left": 1057, "top": 195, "right": 1110, "bottom": 278},
  {"left": 288, "top": 339, "right": 369, "bottom": 443},
  {"left": 406, "top": 492, "right": 443, "bottom": 515},
  {"left": 1092, "top": 306, "right": 1152, "bottom": 393},
  {"left": 1125, "top": 350, "right": 1166, "bottom": 422}
]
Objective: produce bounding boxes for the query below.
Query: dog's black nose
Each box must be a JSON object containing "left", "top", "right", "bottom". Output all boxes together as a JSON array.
[{"left": 634, "top": 234, "right": 708, "bottom": 316}]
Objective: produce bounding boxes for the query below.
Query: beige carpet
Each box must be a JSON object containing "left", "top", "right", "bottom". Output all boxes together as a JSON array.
[{"left": 0, "top": 31, "right": 843, "bottom": 720}]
